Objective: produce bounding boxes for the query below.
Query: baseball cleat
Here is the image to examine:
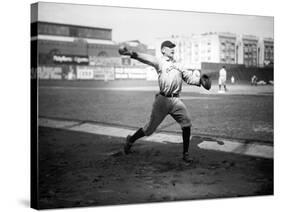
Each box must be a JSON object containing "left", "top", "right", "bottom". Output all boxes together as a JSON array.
[
  {"left": 182, "top": 153, "right": 193, "bottom": 165},
  {"left": 124, "top": 135, "right": 133, "bottom": 154}
]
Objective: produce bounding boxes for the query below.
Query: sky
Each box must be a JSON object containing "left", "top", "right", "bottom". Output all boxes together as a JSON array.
[{"left": 36, "top": 2, "right": 274, "bottom": 46}]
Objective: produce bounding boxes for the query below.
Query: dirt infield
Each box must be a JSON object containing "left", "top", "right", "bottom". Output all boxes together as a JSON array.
[
  {"left": 39, "top": 80, "right": 273, "bottom": 142},
  {"left": 38, "top": 127, "right": 273, "bottom": 209}
]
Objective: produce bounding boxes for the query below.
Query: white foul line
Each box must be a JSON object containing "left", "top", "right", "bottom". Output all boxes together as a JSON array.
[
  {"left": 198, "top": 140, "right": 273, "bottom": 159},
  {"left": 39, "top": 118, "right": 273, "bottom": 159}
]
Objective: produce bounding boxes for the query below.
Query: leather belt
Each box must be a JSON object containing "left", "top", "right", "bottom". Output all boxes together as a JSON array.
[{"left": 159, "top": 92, "right": 179, "bottom": 98}]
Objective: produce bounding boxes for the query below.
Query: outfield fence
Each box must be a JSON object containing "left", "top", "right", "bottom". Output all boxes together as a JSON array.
[{"left": 36, "top": 63, "right": 273, "bottom": 83}]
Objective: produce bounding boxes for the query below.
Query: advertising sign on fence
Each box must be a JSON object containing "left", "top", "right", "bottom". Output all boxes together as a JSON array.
[
  {"left": 114, "top": 67, "right": 147, "bottom": 79},
  {"left": 93, "top": 67, "right": 115, "bottom": 81},
  {"left": 76, "top": 66, "right": 94, "bottom": 79},
  {"left": 115, "top": 67, "right": 128, "bottom": 79},
  {"left": 37, "top": 66, "right": 62, "bottom": 79}
]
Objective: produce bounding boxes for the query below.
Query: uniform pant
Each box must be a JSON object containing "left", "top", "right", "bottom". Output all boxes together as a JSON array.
[
  {"left": 143, "top": 94, "right": 191, "bottom": 136},
  {"left": 218, "top": 77, "right": 226, "bottom": 86}
]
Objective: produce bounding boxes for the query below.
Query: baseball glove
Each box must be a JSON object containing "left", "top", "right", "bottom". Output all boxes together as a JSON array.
[
  {"left": 118, "top": 46, "right": 132, "bottom": 56},
  {"left": 200, "top": 74, "right": 212, "bottom": 90}
]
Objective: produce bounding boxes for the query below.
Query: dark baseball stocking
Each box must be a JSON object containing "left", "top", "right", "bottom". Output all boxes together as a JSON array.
[
  {"left": 182, "top": 126, "right": 191, "bottom": 154},
  {"left": 129, "top": 128, "right": 145, "bottom": 143}
]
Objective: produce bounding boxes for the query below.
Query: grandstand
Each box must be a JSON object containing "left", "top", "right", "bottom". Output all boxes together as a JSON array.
[{"left": 31, "top": 21, "right": 155, "bottom": 80}]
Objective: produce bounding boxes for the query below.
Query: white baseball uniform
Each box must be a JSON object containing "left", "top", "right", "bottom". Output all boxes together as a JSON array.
[
  {"left": 218, "top": 68, "right": 227, "bottom": 86},
  {"left": 134, "top": 54, "right": 201, "bottom": 136}
]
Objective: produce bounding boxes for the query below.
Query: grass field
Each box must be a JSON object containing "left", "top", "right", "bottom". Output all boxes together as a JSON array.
[{"left": 39, "top": 79, "right": 273, "bottom": 142}]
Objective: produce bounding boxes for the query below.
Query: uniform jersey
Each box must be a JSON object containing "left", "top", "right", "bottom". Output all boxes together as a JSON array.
[{"left": 156, "top": 56, "right": 201, "bottom": 96}]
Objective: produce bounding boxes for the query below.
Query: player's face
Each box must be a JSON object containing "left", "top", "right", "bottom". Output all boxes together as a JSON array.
[{"left": 162, "top": 47, "right": 175, "bottom": 59}]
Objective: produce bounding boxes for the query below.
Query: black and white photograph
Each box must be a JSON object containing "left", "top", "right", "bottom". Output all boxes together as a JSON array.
[{"left": 30, "top": 1, "right": 274, "bottom": 210}]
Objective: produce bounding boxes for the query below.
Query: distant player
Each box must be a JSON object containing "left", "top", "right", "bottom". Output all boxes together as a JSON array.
[
  {"left": 118, "top": 40, "right": 211, "bottom": 165},
  {"left": 231, "top": 76, "right": 235, "bottom": 84},
  {"left": 218, "top": 66, "right": 227, "bottom": 93},
  {"left": 251, "top": 75, "right": 258, "bottom": 86}
]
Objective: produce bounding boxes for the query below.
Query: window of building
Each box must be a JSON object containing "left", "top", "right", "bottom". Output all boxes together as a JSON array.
[
  {"left": 69, "top": 27, "right": 78, "bottom": 37},
  {"left": 38, "top": 23, "right": 69, "bottom": 36},
  {"left": 97, "top": 51, "right": 108, "bottom": 57}
]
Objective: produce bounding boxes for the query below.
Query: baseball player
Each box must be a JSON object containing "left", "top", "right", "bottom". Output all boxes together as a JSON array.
[
  {"left": 218, "top": 66, "right": 227, "bottom": 93},
  {"left": 251, "top": 75, "right": 258, "bottom": 86},
  {"left": 119, "top": 40, "right": 211, "bottom": 165}
]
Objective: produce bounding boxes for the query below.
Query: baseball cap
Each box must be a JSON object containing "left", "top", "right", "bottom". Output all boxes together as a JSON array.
[{"left": 161, "top": 40, "right": 176, "bottom": 49}]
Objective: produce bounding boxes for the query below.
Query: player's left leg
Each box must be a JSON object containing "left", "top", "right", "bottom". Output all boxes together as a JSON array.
[
  {"left": 124, "top": 128, "right": 145, "bottom": 154},
  {"left": 169, "top": 99, "right": 193, "bottom": 164},
  {"left": 124, "top": 94, "right": 169, "bottom": 154}
]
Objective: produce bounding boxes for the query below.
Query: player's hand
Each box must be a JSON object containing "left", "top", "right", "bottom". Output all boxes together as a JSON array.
[
  {"left": 118, "top": 46, "right": 132, "bottom": 56},
  {"left": 200, "top": 74, "right": 212, "bottom": 90}
]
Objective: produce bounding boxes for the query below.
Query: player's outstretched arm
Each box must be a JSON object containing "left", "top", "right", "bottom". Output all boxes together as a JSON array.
[
  {"left": 118, "top": 46, "right": 159, "bottom": 70},
  {"left": 182, "top": 69, "right": 211, "bottom": 90},
  {"left": 182, "top": 69, "right": 201, "bottom": 86}
]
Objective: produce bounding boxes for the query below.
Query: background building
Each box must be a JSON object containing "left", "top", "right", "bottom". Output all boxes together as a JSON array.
[
  {"left": 262, "top": 37, "right": 274, "bottom": 66},
  {"left": 188, "top": 32, "right": 237, "bottom": 67},
  {"left": 156, "top": 32, "right": 237, "bottom": 69},
  {"left": 218, "top": 32, "right": 237, "bottom": 64},
  {"left": 155, "top": 32, "right": 273, "bottom": 69},
  {"left": 240, "top": 35, "right": 259, "bottom": 67}
]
